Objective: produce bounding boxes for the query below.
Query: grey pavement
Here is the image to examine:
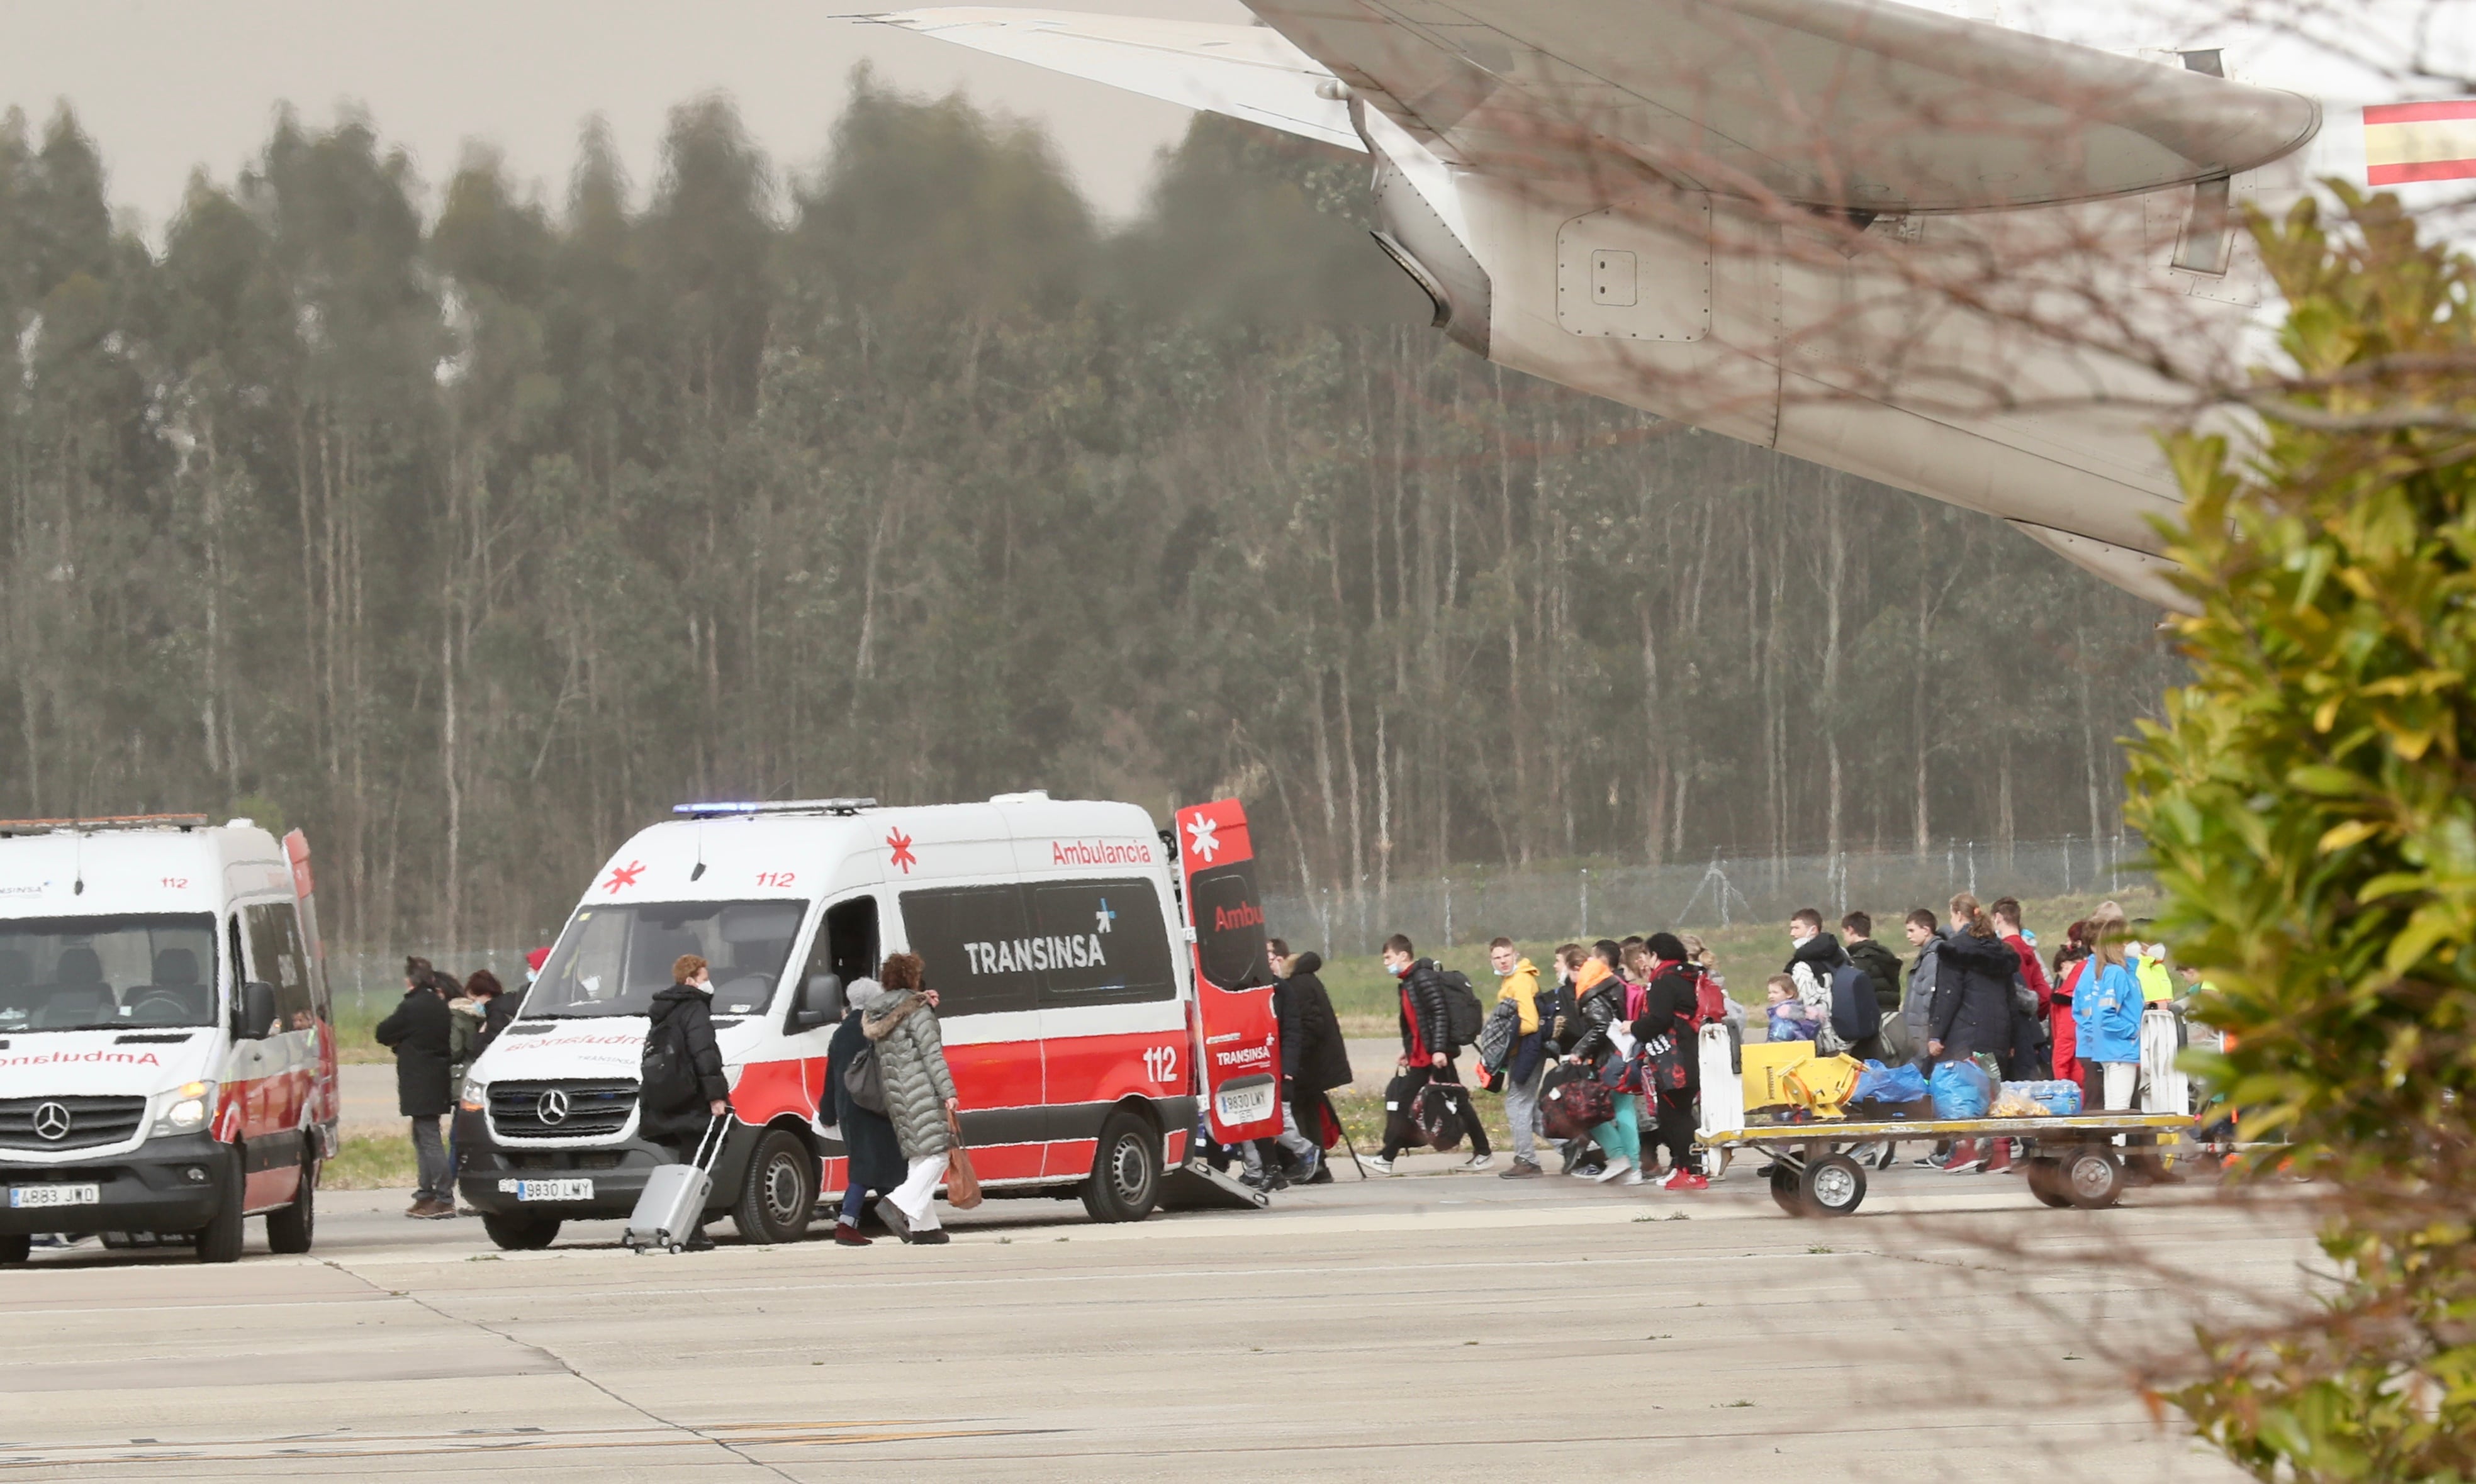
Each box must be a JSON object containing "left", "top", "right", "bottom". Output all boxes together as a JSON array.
[{"left": 0, "top": 1154, "right": 2294, "bottom": 1481}]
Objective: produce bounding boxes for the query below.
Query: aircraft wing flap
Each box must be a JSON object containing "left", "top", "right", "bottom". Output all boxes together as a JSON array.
[{"left": 865, "top": 8, "right": 1364, "bottom": 153}]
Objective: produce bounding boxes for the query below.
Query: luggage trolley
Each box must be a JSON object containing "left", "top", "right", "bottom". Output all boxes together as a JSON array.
[{"left": 1692, "top": 1011, "right": 2195, "bottom": 1219}]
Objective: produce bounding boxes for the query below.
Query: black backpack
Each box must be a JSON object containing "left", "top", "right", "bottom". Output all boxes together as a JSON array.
[
  {"left": 639, "top": 1010, "right": 698, "bottom": 1113},
  {"left": 1437, "top": 968, "right": 1484, "bottom": 1046},
  {"left": 1828, "top": 962, "right": 1883, "bottom": 1044},
  {"left": 1537, "top": 981, "right": 1581, "bottom": 1051}
]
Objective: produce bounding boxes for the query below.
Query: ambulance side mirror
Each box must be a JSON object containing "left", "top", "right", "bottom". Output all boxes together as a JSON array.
[
  {"left": 238, "top": 981, "right": 279, "bottom": 1040},
  {"left": 788, "top": 974, "right": 842, "bottom": 1032}
]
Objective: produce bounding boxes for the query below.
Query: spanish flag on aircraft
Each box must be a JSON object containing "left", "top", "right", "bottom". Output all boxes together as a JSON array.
[{"left": 2364, "top": 101, "right": 2476, "bottom": 186}]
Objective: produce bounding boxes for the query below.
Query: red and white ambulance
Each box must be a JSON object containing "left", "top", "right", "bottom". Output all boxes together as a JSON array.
[
  {"left": 0, "top": 816, "right": 339, "bottom": 1264},
  {"left": 460, "top": 793, "right": 1279, "bottom": 1249}
]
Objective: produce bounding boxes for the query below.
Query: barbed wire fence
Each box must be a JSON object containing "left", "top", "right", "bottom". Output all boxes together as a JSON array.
[{"left": 1261, "top": 834, "right": 2151, "bottom": 958}]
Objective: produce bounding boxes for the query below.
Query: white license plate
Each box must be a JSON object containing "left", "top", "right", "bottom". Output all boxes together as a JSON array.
[
  {"left": 506, "top": 1178, "right": 592, "bottom": 1202},
  {"left": 9, "top": 1183, "right": 99, "bottom": 1209},
  {"left": 1214, "top": 1082, "right": 1275, "bottom": 1125}
]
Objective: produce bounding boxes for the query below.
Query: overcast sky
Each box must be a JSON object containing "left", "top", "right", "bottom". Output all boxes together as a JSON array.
[{"left": 0, "top": 0, "right": 1252, "bottom": 237}]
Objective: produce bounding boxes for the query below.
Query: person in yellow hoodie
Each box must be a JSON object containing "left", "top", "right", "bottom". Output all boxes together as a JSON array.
[{"left": 1489, "top": 938, "right": 1547, "bottom": 1178}]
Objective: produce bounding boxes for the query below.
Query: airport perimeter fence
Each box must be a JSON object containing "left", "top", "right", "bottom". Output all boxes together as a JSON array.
[
  {"left": 1259, "top": 834, "right": 2151, "bottom": 959},
  {"left": 325, "top": 947, "right": 542, "bottom": 1020}
]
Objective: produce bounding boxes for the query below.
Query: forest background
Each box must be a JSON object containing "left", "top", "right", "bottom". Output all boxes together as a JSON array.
[{"left": 0, "top": 73, "right": 2183, "bottom": 956}]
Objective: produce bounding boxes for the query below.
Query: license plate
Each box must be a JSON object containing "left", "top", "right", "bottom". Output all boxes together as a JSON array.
[
  {"left": 506, "top": 1178, "right": 592, "bottom": 1202},
  {"left": 9, "top": 1183, "right": 99, "bottom": 1209},
  {"left": 1214, "top": 1082, "right": 1274, "bottom": 1125}
]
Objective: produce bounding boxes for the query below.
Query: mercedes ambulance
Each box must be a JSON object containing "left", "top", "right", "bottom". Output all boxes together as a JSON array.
[
  {"left": 459, "top": 792, "right": 1280, "bottom": 1249},
  {"left": 0, "top": 815, "right": 340, "bottom": 1264}
]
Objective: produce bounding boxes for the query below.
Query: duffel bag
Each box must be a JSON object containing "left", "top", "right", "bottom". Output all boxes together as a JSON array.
[
  {"left": 1414, "top": 1081, "right": 1470, "bottom": 1152},
  {"left": 1541, "top": 1068, "right": 1615, "bottom": 1139},
  {"left": 1383, "top": 1071, "right": 1425, "bottom": 1151}
]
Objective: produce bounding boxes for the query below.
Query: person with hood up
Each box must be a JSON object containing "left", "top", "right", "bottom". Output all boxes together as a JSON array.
[
  {"left": 1488, "top": 937, "right": 1549, "bottom": 1178},
  {"left": 1274, "top": 949, "right": 1351, "bottom": 1185},
  {"left": 376, "top": 957, "right": 457, "bottom": 1219},
  {"left": 1362, "top": 935, "right": 1493, "bottom": 1174},
  {"left": 1927, "top": 894, "right": 2020, "bottom": 1175},
  {"left": 641, "top": 955, "right": 733, "bottom": 1251},
  {"left": 864, "top": 952, "right": 960, "bottom": 1244},
  {"left": 825, "top": 976, "right": 905, "bottom": 1247},
  {"left": 1561, "top": 940, "right": 1641, "bottom": 1184}
]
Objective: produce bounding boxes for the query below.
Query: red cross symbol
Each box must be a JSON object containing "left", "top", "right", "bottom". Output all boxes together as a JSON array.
[
  {"left": 887, "top": 829, "right": 917, "bottom": 875},
  {"left": 602, "top": 859, "right": 644, "bottom": 895}
]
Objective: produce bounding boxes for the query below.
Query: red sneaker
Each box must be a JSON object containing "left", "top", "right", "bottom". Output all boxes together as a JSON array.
[
  {"left": 1984, "top": 1140, "right": 2014, "bottom": 1174},
  {"left": 1661, "top": 1169, "right": 1708, "bottom": 1192}
]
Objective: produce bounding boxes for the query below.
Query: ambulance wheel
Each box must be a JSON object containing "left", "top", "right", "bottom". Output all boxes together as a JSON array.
[
  {"left": 483, "top": 1213, "right": 561, "bottom": 1251},
  {"left": 2062, "top": 1147, "right": 2126, "bottom": 1210},
  {"left": 1798, "top": 1154, "right": 1866, "bottom": 1218},
  {"left": 195, "top": 1155, "right": 246, "bottom": 1264},
  {"left": 734, "top": 1129, "right": 817, "bottom": 1246},
  {"left": 2025, "top": 1158, "right": 2073, "bottom": 1209},
  {"left": 1768, "top": 1165, "right": 1803, "bottom": 1215},
  {"left": 1082, "top": 1110, "right": 1161, "bottom": 1224},
  {"left": 0, "top": 1234, "right": 28, "bottom": 1265},
  {"left": 266, "top": 1158, "right": 317, "bottom": 1254}
]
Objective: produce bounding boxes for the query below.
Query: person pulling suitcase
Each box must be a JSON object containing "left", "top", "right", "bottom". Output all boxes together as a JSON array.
[{"left": 637, "top": 955, "right": 733, "bottom": 1252}]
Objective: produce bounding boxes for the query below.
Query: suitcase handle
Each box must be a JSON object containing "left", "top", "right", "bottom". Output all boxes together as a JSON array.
[{"left": 691, "top": 1112, "right": 731, "bottom": 1173}]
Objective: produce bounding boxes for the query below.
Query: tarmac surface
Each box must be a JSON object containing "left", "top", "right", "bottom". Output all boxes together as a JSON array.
[{"left": 0, "top": 1148, "right": 2298, "bottom": 1483}]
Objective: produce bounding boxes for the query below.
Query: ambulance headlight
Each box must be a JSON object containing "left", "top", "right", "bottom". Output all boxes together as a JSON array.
[
  {"left": 151, "top": 1081, "right": 215, "bottom": 1137},
  {"left": 460, "top": 1076, "right": 488, "bottom": 1113}
]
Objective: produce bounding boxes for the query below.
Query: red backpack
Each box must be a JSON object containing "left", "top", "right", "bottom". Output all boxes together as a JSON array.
[{"left": 1691, "top": 969, "right": 1728, "bottom": 1030}]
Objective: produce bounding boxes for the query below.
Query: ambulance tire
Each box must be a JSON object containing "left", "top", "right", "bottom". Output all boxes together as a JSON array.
[
  {"left": 1081, "top": 1110, "right": 1162, "bottom": 1224},
  {"left": 734, "top": 1129, "right": 817, "bottom": 1246},
  {"left": 0, "top": 1234, "right": 28, "bottom": 1265},
  {"left": 483, "top": 1213, "right": 561, "bottom": 1251},
  {"left": 266, "top": 1154, "right": 317, "bottom": 1254},
  {"left": 195, "top": 1153, "right": 247, "bottom": 1264}
]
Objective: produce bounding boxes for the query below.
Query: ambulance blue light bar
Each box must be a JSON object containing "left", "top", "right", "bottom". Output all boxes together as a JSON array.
[{"left": 672, "top": 798, "right": 878, "bottom": 818}]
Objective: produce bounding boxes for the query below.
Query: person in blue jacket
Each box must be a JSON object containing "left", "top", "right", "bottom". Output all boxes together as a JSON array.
[{"left": 2073, "top": 910, "right": 2145, "bottom": 1111}]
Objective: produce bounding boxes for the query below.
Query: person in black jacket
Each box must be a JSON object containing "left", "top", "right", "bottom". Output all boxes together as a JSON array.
[
  {"left": 1927, "top": 895, "right": 2022, "bottom": 1175},
  {"left": 641, "top": 955, "right": 733, "bottom": 1249},
  {"left": 825, "top": 977, "right": 905, "bottom": 1246},
  {"left": 1363, "top": 935, "right": 1491, "bottom": 1174},
  {"left": 374, "top": 957, "right": 456, "bottom": 1219},
  {"left": 1630, "top": 933, "right": 1711, "bottom": 1193},
  {"left": 1274, "top": 949, "right": 1352, "bottom": 1185}
]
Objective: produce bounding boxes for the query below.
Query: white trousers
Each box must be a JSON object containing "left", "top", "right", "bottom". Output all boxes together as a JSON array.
[
  {"left": 890, "top": 1152, "right": 949, "bottom": 1231},
  {"left": 2100, "top": 1061, "right": 2139, "bottom": 1111}
]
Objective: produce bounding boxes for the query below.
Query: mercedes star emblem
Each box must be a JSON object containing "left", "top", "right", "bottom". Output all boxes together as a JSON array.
[
  {"left": 31, "top": 1101, "right": 70, "bottom": 1141},
  {"left": 536, "top": 1089, "right": 569, "bottom": 1126}
]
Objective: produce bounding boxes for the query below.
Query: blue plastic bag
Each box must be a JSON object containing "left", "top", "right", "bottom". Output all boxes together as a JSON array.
[
  {"left": 1852, "top": 1059, "right": 1927, "bottom": 1103},
  {"left": 1929, "top": 1060, "right": 1993, "bottom": 1120},
  {"left": 1999, "top": 1080, "right": 2083, "bottom": 1117}
]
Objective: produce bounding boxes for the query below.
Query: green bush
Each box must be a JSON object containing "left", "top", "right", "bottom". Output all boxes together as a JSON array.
[{"left": 2127, "top": 187, "right": 2476, "bottom": 1480}]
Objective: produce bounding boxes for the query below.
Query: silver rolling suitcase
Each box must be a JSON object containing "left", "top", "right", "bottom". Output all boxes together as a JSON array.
[{"left": 623, "top": 1115, "right": 727, "bottom": 1253}]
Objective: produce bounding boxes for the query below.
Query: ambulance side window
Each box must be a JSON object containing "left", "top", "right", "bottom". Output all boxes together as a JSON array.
[
  {"left": 792, "top": 896, "right": 878, "bottom": 1023},
  {"left": 1030, "top": 879, "right": 1176, "bottom": 1008},
  {"left": 898, "top": 886, "right": 1037, "bottom": 1016},
  {"left": 242, "top": 903, "right": 316, "bottom": 1030}
]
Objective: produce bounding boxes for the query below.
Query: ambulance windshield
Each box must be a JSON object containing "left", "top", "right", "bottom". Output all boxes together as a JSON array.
[
  {"left": 524, "top": 900, "right": 804, "bottom": 1018},
  {"left": 0, "top": 913, "right": 220, "bottom": 1032}
]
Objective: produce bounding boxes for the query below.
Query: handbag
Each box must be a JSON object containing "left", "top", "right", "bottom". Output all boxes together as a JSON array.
[
  {"left": 1639, "top": 1030, "right": 1693, "bottom": 1093},
  {"left": 943, "top": 1106, "right": 983, "bottom": 1209},
  {"left": 1541, "top": 1069, "right": 1615, "bottom": 1139},
  {"left": 843, "top": 1040, "right": 888, "bottom": 1115}
]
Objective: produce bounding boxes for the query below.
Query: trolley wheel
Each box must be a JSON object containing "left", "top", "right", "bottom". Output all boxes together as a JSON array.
[
  {"left": 2061, "top": 1147, "right": 2126, "bottom": 1210},
  {"left": 1768, "top": 1164, "right": 1803, "bottom": 1215},
  {"left": 1799, "top": 1153, "right": 1867, "bottom": 1218},
  {"left": 734, "top": 1129, "right": 817, "bottom": 1245},
  {"left": 2025, "top": 1158, "right": 2073, "bottom": 1209}
]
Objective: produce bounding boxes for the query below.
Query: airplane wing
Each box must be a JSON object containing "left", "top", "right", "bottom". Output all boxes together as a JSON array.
[
  {"left": 876, "top": 2, "right": 2320, "bottom": 212},
  {"left": 862, "top": 9, "right": 1362, "bottom": 153}
]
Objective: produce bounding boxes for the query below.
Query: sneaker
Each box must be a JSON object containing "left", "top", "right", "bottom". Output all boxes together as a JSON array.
[
  {"left": 1944, "top": 1152, "right": 1987, "bottom": 1174},
  {"left": 1660, "top": 1169, "right": 1708, "bottom": 1192},
  {"left": 412, "top": 1197, "right": 457, "bottom": 1219},
  {"left": 1591, "top": 1158, "right": 1635, "bottom": 1184},
  {"left": 909, "top": 1228, "right": 951, "bottom": 1246},
  {"left": 1460, "top": 1153, "right": 1494, "bottom": 1172},
  {"left": 1305, "top": 1163, "right": 1336, "bottom": 1185},
  {"left": 1357, "top": 1154, "right": 1396, "bottom": 1176},
  {"left": 1985, "top": 1141, "right": 2015, "bottom": 1174},
  {"left": 681, "top": 1229, "right": 715, "bottom": 1252},
  {"left": 879, "top": 1201, "right": 913, "bottom": 1240},
  {"left": 1620, "top": 1166, "right": 1645, "bottom": 1186},
  {"left": 832, "top": 1221, "right": 871, "bottom": 1247},
  {"left": 1498, "top": 1160, "right": 1544, "bottom": 1180},
  {"left": 1913, "top": 1153, "right": 1948, "bottom": 1169}
]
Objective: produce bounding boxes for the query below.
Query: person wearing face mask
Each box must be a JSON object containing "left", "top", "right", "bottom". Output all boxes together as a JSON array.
[
  {"left": 640, "top": 955, "right": 734, "bottom": 1252},
  {"left": 1358, "top": 935, "right": 1492, "bottom": 1175},
  {"left": 1488, "top": 937, "right": 1547, "bottom": 1178}
]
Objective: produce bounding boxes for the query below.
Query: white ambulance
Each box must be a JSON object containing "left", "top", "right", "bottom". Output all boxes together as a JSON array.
[
  {"left": 459, "top": 793, "right": 1282, "bottom": 1250},
  {"left": 0, "top": 816, "right": 339, "bottom": 1263}
]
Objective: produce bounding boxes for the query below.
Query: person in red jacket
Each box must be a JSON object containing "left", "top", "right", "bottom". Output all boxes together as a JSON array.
[
  {"left": 2046, "top": 920, "right": 2091, "bottom": 1090},
  {"left": 1989, "top": 897, "right": 2052, "bottom": 1080}
]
